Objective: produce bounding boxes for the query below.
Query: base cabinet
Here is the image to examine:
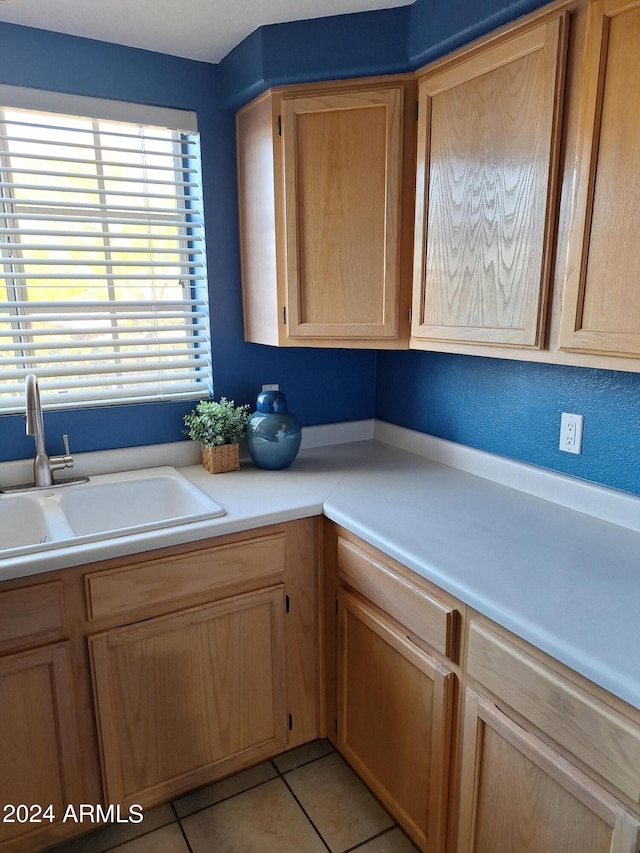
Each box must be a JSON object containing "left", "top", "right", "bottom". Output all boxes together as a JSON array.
[
  {"left": 337, "top": 590, "right": 454, "bottom": 851},
  {"left": 0, "top": 643, "right": 84, "bottom": 850},
  {"left": 326, "top": 527, "right": 462, "bottom": 852},
  {"left": 89, "top": 586, "right": 288, "bottom": 808},
  {"left": 0, "top": 519, "right": 318, "bottom": 850},
  {"left": 457, "top": 689, "right": 640, "bottom": 853}
]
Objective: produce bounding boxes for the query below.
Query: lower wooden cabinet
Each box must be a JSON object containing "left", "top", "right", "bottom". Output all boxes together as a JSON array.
[
  {"left": 337, "top": 590, "right": 454, "bottom": 851},
  {"left": 89, "top": 585, "right": 288, "bottom": 807},
  {"left": 457, "top": 689, "right": 640, "bottom": 853},
  {"left": 0, "top": 643, "right": 84, "bottom": 850}
]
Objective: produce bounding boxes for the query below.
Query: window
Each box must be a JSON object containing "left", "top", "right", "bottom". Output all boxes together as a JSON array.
[{"left": 0, "top": 86, "right": 212, "bottom": 414}]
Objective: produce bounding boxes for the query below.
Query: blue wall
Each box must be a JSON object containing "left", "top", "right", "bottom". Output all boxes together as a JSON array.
[
  {"left": 0, "top": 22, "right": 377, "bottom": 462},
  {"left": 376, "top": 352, "right": 640, "bottom": 496},
  {"left": 219, "top": 0, "right": 640, "bottom": 497},
  {"left": 1, "top": 0, "right": 639, "bottom": 497}
]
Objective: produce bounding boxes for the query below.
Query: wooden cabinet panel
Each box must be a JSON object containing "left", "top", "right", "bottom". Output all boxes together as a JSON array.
[
  {"left": 236, "top": 77, "right": 414, "bottom": 348},
  {"left": 0, "top": 643, "right": 84, "bottom": 848},
  {"left": 90, "top": 586, "right": 287, "bottom": 807},
  {"left": 281, "top": 88, "right": 403, "bottom": 340},
  {"left": 412, "top": 15, "right": 567, "bottom": 349},
  {"left": 337, "top": 590, "right": 454, "bottom": 852},
  {"left": 457, "top": 689, "right": 640, "bottom": 853},
  {"left": 337, "top": 535, "right": 459, "bottom": 660},
  {"left": 85, "top": 531, "right": 285, "bottom": 620},
  {"left": 0, "top": 581, "right": 64, "bottom": 651},
  {"left": 283, "top": 516, "right": 320, "bottom": 748},
  {"left": 467, "top": 620, "right": 640, "bottom": 804},
  {"left": 560, "top": 0, "right": 640, "bottom": 356}
]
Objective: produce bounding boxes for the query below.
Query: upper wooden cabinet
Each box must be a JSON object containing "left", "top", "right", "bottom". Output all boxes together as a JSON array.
[
  {"left": 236, "top": 77, "right": 415, "bottom": 348},
  {"left": 559, "top": 0, "right": 640, "bottom": 357},
  {"left": 411, "top": 14, "right": 568, "bottom": 349}
]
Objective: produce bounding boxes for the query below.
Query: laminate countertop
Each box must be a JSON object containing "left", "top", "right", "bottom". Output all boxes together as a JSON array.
[{"left": 1, "top": 429, "right": 638, "bottom": 711}]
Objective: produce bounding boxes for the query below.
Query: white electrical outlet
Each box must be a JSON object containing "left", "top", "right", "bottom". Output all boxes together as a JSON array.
[
  {"left": 559, "top": 412, "right": 584, "bottom": 455},
  {"left": 261, "top": 383, "right": 279, "bottom": 392}
]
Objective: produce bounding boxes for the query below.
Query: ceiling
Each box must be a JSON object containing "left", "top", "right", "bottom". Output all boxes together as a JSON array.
[{"left": 0, "top": 0, "right": 414, "bottom": 64}]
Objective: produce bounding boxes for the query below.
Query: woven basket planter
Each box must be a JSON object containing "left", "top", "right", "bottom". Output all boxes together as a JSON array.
[{"left": 201, "top": 443, "right": 240, "bottom": 474}]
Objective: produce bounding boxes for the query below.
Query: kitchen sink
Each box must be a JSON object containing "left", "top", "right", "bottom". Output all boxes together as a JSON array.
[
  {"left": 0, "top": 492, "right": 74, "bottom": 555},
  {"left": 0, "top": 467, "right": 226, "bottom": 557},
  {"left": 58, "top": 467, "right": 226, "bottom": 537}
]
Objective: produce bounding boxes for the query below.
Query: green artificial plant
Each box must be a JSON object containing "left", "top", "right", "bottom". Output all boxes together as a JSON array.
[{"left": 183, "top": 398, "right": 250, "bottom": 447}]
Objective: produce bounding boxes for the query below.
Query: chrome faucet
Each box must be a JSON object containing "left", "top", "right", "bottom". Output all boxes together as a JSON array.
[{"left": 25, "top": 373, "right": 75, "bottom": 487}]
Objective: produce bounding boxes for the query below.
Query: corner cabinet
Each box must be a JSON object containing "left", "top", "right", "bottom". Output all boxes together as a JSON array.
[
  {"left": 325, "top": 526, "right": 462, "bottom": 852},
  {"left": 236, "top": 77, "right": 415, "bottom": 348},
  {"left": 411, "top": 13, "right": 568, "bottom": 350},
  {"left": 559, "top": 0, "right": 640, "bottom": 358}
]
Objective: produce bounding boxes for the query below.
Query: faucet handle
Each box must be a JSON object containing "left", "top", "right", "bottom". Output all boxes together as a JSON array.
[{"left": 49, "top": 434, "right": 74, "bottom": 471}]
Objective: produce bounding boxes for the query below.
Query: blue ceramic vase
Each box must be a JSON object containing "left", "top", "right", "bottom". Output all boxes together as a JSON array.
[{"left": 246, "top": 390, "right": 301, "bottom": 470}]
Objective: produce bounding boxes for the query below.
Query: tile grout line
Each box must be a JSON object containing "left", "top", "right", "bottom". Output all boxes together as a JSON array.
[
  {"left": 170, "top": 801, "right": 194, "bottom": 853},
  {"left": 343, "top": 825, "right": 407, "bottom": 852},
  {"left": 273, "top": 760, "right": 333, "bottom": 853},
  {"left": 171, "top": 745, "right": 337, "bottom": 821}
]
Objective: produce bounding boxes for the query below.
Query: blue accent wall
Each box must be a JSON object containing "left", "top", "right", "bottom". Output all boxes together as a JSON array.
[
  {"left": 0, "top": 22, "right": 377, "bottom": 462},
  {"left": 219, "top": 8, "right": 409, "bottom": 109},
  {"left": 376, "top": 353, "right": 640, "bottom": 496},
  {"left": 1, "top": 1, "right": 639, "bottom": 497}
]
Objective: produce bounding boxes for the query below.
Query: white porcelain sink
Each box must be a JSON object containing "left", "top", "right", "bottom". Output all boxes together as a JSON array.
[
  {"left": 0, "top": 492, "right": 74, "bottom": 555},
  {"left": 0, "top": 467, "right": 226, "bottom": 557},
  {"left": 58, "top": 467, "right": 225, "bottom": 538}
]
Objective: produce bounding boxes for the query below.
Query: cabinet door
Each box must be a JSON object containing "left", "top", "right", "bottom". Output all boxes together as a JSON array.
[
  {"left": 559, "top": 0, "right": 640, "bottom": 357},
  {"left": 412, "top": 15, "right": 567, "bottom": 348},
  {"left": 280, "top": 87, "right": 405, "bottom": 342},
  {"left": 457, "top": 689, "right": 640, "bottom": 853},
  {"left": 0, "top": 643, "right": 84, "bottom": 849},
  {"left": 90, "top": 586, "right": 287, "bottom": 808},
  {"left": 337, "top": 590, "right": 454, "bottom": 852}
]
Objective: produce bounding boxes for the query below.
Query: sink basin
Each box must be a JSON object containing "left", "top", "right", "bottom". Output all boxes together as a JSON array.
[
  {"left": 0, "top": 492, "right": 73, "bottom": 554},
  {"left": 0, "top": 467, "right": 226, "bottom": 558},
  {"left": 58, "top": 467, "right": 226, "bottom": 538}
]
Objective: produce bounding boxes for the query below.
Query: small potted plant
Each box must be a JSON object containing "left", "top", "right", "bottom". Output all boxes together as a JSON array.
[{"left": 183, "top": 397, "right": 250, "bottom": 473}]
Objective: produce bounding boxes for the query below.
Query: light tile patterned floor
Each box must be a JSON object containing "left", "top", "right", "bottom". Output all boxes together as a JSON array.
[{"left": 49, "top": 740, "right": 419, "bottom": 853}]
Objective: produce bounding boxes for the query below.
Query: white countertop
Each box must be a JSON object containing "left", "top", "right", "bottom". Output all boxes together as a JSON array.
[{"left": 2, "top": 422, "right": 639, "bottom": 711}]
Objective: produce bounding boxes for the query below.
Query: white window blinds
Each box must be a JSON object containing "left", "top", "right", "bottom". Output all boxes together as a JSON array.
[{"left": 0, "top": 90, "right": 212, "bottom": 413}]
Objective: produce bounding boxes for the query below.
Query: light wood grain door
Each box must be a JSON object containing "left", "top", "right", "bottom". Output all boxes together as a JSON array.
[
  {"left": 90, "top": 586, "right": 287, "bottom": 808},
  {"left": 559, "top": 0, "right": 640, "bottom": 357},
  {"left": 281, "top": 87, "right": 404, "bottom": 341},
  {"left": 0, "top": 643, "right": 84, "bottom": 848},
  {"left": 412, "top": 15, "right": 567, "bottom": 348},
  {"left": 337, "top": 590, "right": 454, "bottom": 852},
  {"left": 457, "top": 689, "right": 640, "bottom": 853}
]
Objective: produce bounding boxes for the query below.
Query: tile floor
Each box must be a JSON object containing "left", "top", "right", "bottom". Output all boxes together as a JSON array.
[{"left": 48, "top": 740, "right": 419, "bottom": 853}]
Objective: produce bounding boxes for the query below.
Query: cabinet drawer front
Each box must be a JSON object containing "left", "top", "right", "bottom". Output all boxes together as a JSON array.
[
  {"left": 467, "top": 621, "right": 640, "bottom": 803},
  {"left": 337, "top": 537, "right": 458, "bottom": 659},
  {"left": 86, "top": 532, "right": 285, "bottom": 620},
  {"left": 0, "top": 582, "right": 65, "bottom": 650}
]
